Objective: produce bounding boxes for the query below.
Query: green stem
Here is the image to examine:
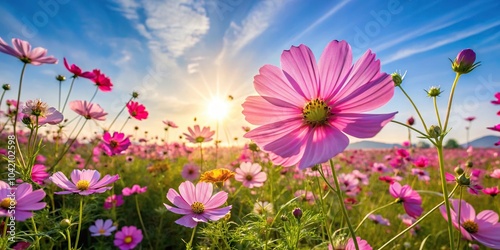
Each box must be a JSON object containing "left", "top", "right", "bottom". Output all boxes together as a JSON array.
[
  {"left": 397, "top": 85, "right": 429, "bottom": 133},
  {"left": 13, "top": 63, "right": 28, "bottom": 136},
  {"left": 295, "top": 219, "right": 301, "bottom": 249},
  {"left": 88, "top": 86, "right": 98, "bottom": 103},
  {"left": 437, "top": 141, "right": 455, "bottom": 249},
  {"left": 51, "top": 119, "right": 88, "bottom": 171},
  {"left": 457, "top": 187, "right": 463, "bottom": 249},
  {"left": 186, "top": 225, "right": 197, "bottom": 250},
  {"left": 74, "top": 197, "right": 84, "bottom": 250},
  {"left": 329, "top": 159, "right": 359, "bottom": 250},
  {"left": 135, "top": 195, "right": 153, "bottom": 249},
  {"left": 66, "top": 229, "right": 72, "bottom": 250},
  {"left": 0, "top": 89, "right": 7, "bottom": 113},
  {"left": 378, "top": 184, "right": 459, "bottom": 250},
  {"left": 355, "top": 202, "right": 397, "bottom": 232},
  {"left": 390, "top": 120, "right": 435, "bottom": 146},
  {"left": 199, "top": 143, "right": 203, "bottom": 172},
  {"left": 31, "top": 216, "right": 40, "bottom": 249},
  {"left": 108, "top": 97, "right": 133, "bottom": 131},
  {"left": 119, "top": 117, "right": 131, "bottom": 133},
  {"left": 442, "top": 73, "right": 462, "bottom": 134},
  {"left": 315, "top": 174, "right": 334, "bottom": 247},
  {"left": 433, "top": 97, "right": 442, "bottom": 129},
  {"left": 62, "top": 77, "right": 76, "bottom": 113}
]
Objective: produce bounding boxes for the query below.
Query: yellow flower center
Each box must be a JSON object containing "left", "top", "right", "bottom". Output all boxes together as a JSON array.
[
  {"left": 302, "top": 98, "right": 331, "bottom": 126},
  {"left": 98, "top": 228, "right": 106, "bottom": 234},
  {"left": 76, "top": 180, "right": 90, "bottom": 191},
  {"left": 191, "top": 201, "right": 205, "bottom": 214},
  {"left": 195, "top": 136, "right": 205, "bottom": 143},
  {"left": 124, "top": 236, "right": 133, "bottom": 244},
  {"left": 462, "top": 220, "right": 478, "bottom": 234},
  {"left": 1, "top": 198, "right": 15, "bottom": 209}
]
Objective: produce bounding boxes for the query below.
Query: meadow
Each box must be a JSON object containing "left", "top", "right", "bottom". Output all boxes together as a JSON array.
[{"left": 0, "top": 37, "right": 499, "bottom": 250}]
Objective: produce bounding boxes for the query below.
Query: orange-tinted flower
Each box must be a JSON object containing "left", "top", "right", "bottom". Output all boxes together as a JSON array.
[{"left": 199, "top": 168, "right": 235, "bottom": 183}]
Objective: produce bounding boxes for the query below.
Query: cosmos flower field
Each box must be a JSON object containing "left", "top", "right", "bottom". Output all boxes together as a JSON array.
[{"left": 0, "top": 37, "right": 500, "bottom": 250}]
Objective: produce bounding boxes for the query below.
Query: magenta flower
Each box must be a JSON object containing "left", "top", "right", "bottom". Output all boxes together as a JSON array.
[
  {"left": 126, "top": 101, "right": 148, "bottom": 120},
  {"left": 114, "top": 226, "right": 143, "bottom": 250},
  {"left": 294, "top": 190, "right": 316, "bottom": 205},
  {"left": 70, "top": 100, "right": 108, "bottom": 121},
  {"left": 183, "top": 125, "right": 215, "bottom": 143},
  {"left": 92, "top": 69, "right": 113, "bottom": 92},
  {"left": 344, "top": 237, "right": 372, "bottom": 250},
  {"left": 235, "top": 162, "right": 267, "bottom": 188},
  {"left": 492, "top": 92, "right": 500, "bottom": 105},
  {"left": 242, "top": 40, "right": 396, "bottom": 169},
  {"left": 369, "top": 214, "right": 390, "bottom": 226},
  {"left": 451, "top": 49, "right": 479, "bottom": 74},
  {"left": 101, "top": 131, "right": 131, "bottom": 156},
  {"left": 412, "top": 156, "right": 429, "bottom": 168},
  {"left": 89, "top": 219, "right": 117, "bottom": 236},
  {"left": 0, "top": 181, "right": 46, "bottom": 221},
  {"left": 0, "top": 37, "right": 57, "bottom": 65},
  {"left": 490, "top": 169, "right": 500, "bottom": 179},
  {"left": 104, "top": 194, "right": 124, "bottom": 209},
  {"left": 465, "top": 116, "right": 476, "bottom": 122},
  {"left": 488, "top": 124, "right": 500, "bottom": 132},
  {"left": 181, "top": 164, "right": 200, "bottom": 181},
  {"left": 411, "top": 168, "right": 430, "bottom": 182},
  {"left": 122, "top": 185, "right": 147, "bottom": 196},
  {"left": 483, "top": 186, "right": 499, "bottom": 197},
  {"left": 63, "top": 58, "right": 95, "bottom": 79},
  {"left": 50, "top": 169, "right": 119, "bottom": 195},
  {"left": 389, "top": 182, "right": 423, "bottom": 218},
  {"left": 164, "top": 181, "right": 232, "bottom": 228},
  {"left": 31, "top": 164, "right": 50, "bottom": 185},
  {"left": 440, "top": 199, "right": 500, "bottom": 249},
  {"left": 163, "top": 120, "right": 178, "bottom": 128}
]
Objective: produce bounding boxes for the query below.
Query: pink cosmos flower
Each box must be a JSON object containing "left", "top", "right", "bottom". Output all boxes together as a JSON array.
[
  {"left": 163, "top": 120, "right": 178, "bottom": 128},
  {"left": 104, "top": 194, "right": 124, "bottom": 209},
  {"left": 70, "top": 100, "right": 108, "bottom": 121},
  {"left": 242, "top": 40, "right": 396, "bottom": 169},
  {"left": 183, "top": 125, "right": 215, "bottom": 143},
  {"left": 440, "top": 199, "right": 500, "bottom": 249},
  {"left": 21, "top": 99, "right": 63, "bottom": 125},
  {"left": 399, "top": 214, "right": 420, "bottom": 235},
  {"left": 389, "top": 182, "right": 423, "bottom": 218},
  {"left": 372, "top": 162, "right": 390, "bottom": 173},
  {"left": 181, "top": 164, "right": 200, "bottom": 181},
  {"left": 92, "top": 69, "right": 113, "bottom": 92},
  {"left": 294, "top": 190, "right": 316, "bottom": 205},
  {"left": 0, "top": 181, "right": 46, "bottom": 221},
  {"left": 488, "top": 124, "right": 500, "bottom": 132},
  {"left": 346, "top": 237, "right": 372, "bottom": 250},
  {"left": 31, "top": 164, "right": 50, "bottom": 185},
  {"left": 126, "top": 101, "right": 148, "bottom": 120},
  {"left": 101, "top": 131, "right": 131, "bottom": 156},
  {"left": 492, "top": 92, "right": 500, "bottom": 105},
  {"left": 369, "top": 214, "right": 390, "bottom": 226},
  {"left": 235, "top": 162, "right": 267, "bottom": 188},
  {"left": 89, "top": 219, "right": 117, "bottom": 236},
  {"left": 412, "top": 156, "right": 429, "bottom": 168},
  {"left": 50, "top": 169, "right": 119, "bottom": 195},
  {"left": 490, "top": 169, "right": 500, "bottom": 179},
  {"left": 411, "top": 168, "right": 430, "bottom": 182},
  {"left": 465, "top": 116, "right": 476, "bottom": 122},
  {"left": 63, "top": 58, "right": 95, "bottom": 79},
  {"left": 164, "top": 181, "right": 232, "bottom": 228},
  {"left": 0, "top": 37, "right": 57, "bottom": 65},
  {"left": 114, "top": 226, "right": 143, "bottom": 250},
  {"left": 11, "top": 242, "right": 31, "bottom": 250},
  {"left": 483, "top": 186, "right": 499, "bottom": 197},
  {"left": 122, "top": 185, "right": 147, "bottom": 196}
]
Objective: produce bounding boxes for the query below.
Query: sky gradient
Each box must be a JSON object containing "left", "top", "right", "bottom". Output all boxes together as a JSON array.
[{"left": 0, "top": 0, "right": 499, "bottom": 146}]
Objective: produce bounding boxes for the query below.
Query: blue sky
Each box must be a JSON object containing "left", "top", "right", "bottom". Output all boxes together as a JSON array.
[{"left": 0, "top": 0, "right": 499, "bottom": 145}]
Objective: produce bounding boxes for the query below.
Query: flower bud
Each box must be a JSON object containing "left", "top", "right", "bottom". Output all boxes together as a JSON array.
[
  {"left": 60, "top": 219, "right": 71, "bottom": 229},
  {"left": 454, "top": 166, "right": 464, "bottom": 175},
  {"left": 457, "top": 174, "right": 471, "bottom": 186},
  {"left": 21, "top": 115, "right": 32, "bottom": 125},
  {"left": 391, "top": 72, "right": 404, "bottom": 86},
  {"left": 451, "top": 49, "right": 479, "bottom": 74},
  {"left": 465, "top": 160, "right": 473, "bottom": 168},
  {"left": 426, "top": 86, "right": 443, "bottom": 97},
  {"left": 280, "top": 215, "right": 288, "bottom": 221},
  {"left": 132, "top": 91, "right": 139, "bottom": 99},
  {"left": 56, "top": 75, "right": 66, "bottom": 81},
  {"left": 407, "top": 116, "right": 415, "bottom": 126},
  {"left": 2, "top": 84, "right": 10, "bottom": 90},
  {"left": 427, "top": 125, "right": 442, "bottom": 138},
  {"left": 248, "top": 142, "right": 260, "bottom": 152},
  {"left": 292, "top": 207, "right": 303, "bottom": 220}
]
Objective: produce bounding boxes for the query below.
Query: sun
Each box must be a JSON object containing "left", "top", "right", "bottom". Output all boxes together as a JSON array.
[{"left": 206, "top": 97, "right": 230, "bottom": 121}]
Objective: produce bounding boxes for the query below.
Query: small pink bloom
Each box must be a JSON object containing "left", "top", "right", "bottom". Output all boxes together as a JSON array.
[
  {"left": 70, "top": 100, "right": 108, "bottom": 121},
  {"left": 89, "top": 219, "right": 116, "bottom": 236},
  {"left": 63, "top": 58, "right": 95, "bottom": 79},
  {"left": 92, "top": 69, "right": 113, "bottom": 92},
  {"left": 389, "top": 182, "right": 423, "bottom": 218},
  {"left": 492, "top": 92, "right": 500, "bottom": 105},
  {"left": 122, "top": 185, "right": 147, "bottom": 196},
  {"left": 482, "top": 187, "right": 499, "bottom": 197},
  {"left": 465, "top": 116, "right": 476, "bottom": 122},
  {"left": 294, "top": 190, "right": 315, "bottom": 205},
  {"left": 346, "top": 237, "right": 372, "bottom": 250},
  {"left": 488, "top": 124, "right": 500, "bottom": 132},
  {"left": 440, "top": 199, "right": 500, "bottom": 249},
  {"left": 412, "top": 156, "right": 429, "bottom": 168},
  {"left": 127, "top": 101, "right": 148, "bottom": 120},
  {"left": 49, "top": 169, "right": 119, "bottom": 195},
  {"left": 242, "top": 40, "right": 396, "bottom": 169},
  {"left": 0, "top": 181, "right": 46, "bottom": 221},
  {"left": 0, "top": 37, "right": 57, "bottom": 65},
  {"left": 104, "top": 194, "right": 124, "bottom": 209},
  {"left": 235, "top": 162, "right": 267, "bottom": 188},
  {"left": 31, "top": 164, "right": 49, "bottom": 185},
  {"left": 114, "top": 226, "right": 143, "bottom": 250},
  {"left": 181, "top": 164, "right": 200, "bottom": 181},
  {"left": 163, "top": 120, "right": 178, "bottom": 128},
  {"left": 411, "top": 168, "right": 430, "bottom": 182},
  {"left": 21, "top": 99, "right": 63, "bottom": 125},
  {"left": 164, "top": 181, "right": 232, "bottom": 228},
  {"left": 102, "top": 132, "right": 131, "bottom": 156},
  {"left": 183, "top": 125, "right": 215, "bottom": 143},
  {"left": 490, "top": 169, "right": 500, "bottom": 179},
  {"left": 369, "top": 214, "right": 390, "bottom": 226}
]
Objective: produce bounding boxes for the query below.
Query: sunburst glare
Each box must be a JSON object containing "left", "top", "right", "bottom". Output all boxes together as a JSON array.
[{"left": 206, "top": 96, "right": 230, "bottom": 121}]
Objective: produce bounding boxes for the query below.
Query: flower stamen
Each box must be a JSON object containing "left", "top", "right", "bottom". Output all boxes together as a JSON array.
[
  {"left": 191, "top": 201, "right": 205, "bottom": 214},
  {"left": 76, "top": 180, "right": 90, "bottom": 191},
  {"left": 302, "top": 98, "right": 331, "bottom": 126}
]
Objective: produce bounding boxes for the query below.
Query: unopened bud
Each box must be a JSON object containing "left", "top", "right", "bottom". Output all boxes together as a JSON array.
[
  {"left": 457, "top": 174, "right": 471, "bottom": 186},
  {"left": 2, "top": 84, "right": 10, "bottom": 90},
  {"left": 428, "top": 125, "right": 442, "bottom": 138},
  {"left": 391, "top": 71, "right": 406, "bottom": 87},
  {"left": 426, "top": 86, "right": 443, "bottom": 97},
  {"left": 60, "top": 219, "right": 71, "bottom": 229},
  {"left": 465, "top": 161, "right": 473, "bottom": 168},
  {"left": 454, "top": 167, "right": 464, "bottom": 175},
  {"left": 248, "top": 142, "right": 260, "bottom": 152},
  {"left": 280, "top": 215, "right": 288, "bottom": 221},
  {"left": 292, "top": 207, "right": 303, "bottom": 220},
  {"left": 132, "top": 91, "right": 139, "bottom": 98},
  {"left": 56, "top": 75, "right": 66, "bottom": 81},
  {"left": 451, "top": 49, "right": 479, "bottom": 74}
]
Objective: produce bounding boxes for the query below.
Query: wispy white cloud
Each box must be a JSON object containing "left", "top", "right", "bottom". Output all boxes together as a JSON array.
[
  {"left": 383, "top": 20, "right": 500, "bottom": 64},
  {"left": 216, "top": 0, "right": 286, "bottom": 63}
]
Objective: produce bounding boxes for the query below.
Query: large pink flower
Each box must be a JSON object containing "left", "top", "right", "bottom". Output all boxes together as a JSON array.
[
  {"left": 235, "top": 162, "right": 267, "bottom": 188},
  {"left": 389, "top": 182, "right": 423, "bottom": 218},
  {"left": 126, "top": 101, "right": 148, "bottom": 120},
  {"left": 50, "top": 169, "right": 119, "bottom": 195},
  {"left": 63, "top": 58, "right": 95, "bottom": 79},
  {"left": 440, "top": 199, "right": 500, "bottom": 249},
  {"left": 70, "top": 100, "right": 108, "bottom": 121},
  {"left": 164, "top": 181, "right": 232, "bottom": 228},
  {"left": 0, "top": 37, "right": 57, "bottom": 65},
  {"left": 101, "top": 131, "right": 131, "bottom": 156},
  {"left": 183, "top": 125, "right": 215, "bottom": 143},
  {"left": 242, "top": 40, "right": 396, "bottom": 169},
  {"left": 0, "top": 181, "right": 46, "bottom": 221}
]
